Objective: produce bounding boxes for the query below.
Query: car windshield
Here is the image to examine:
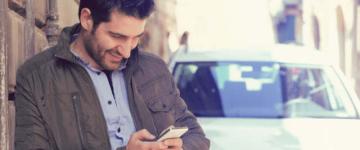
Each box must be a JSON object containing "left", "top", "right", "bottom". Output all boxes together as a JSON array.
[{"left": 173, "top": 61, "right": 357, "bottom": 118}]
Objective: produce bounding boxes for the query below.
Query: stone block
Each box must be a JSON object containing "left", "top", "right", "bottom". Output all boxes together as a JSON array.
[
  {"left": 57, "top": 0, "right": 79, "bottom": 27},
  {"left": 7, "top": 10, "right": 48, "bottom": 91},
  {"left": 8, "top": 0, "right": 25, "bottom": 16},
  {"left": 8, "top": 101, "right": 15, "bottom": 150},
  {"left": 9, "top": 0, "right": 25, "bottom": 8},
  {"left": 8, "top": 11, "right": 25, "bottom": 91},
  {"left": 33, "top": 0, "right": 47, "bottom": 25},
  {"left": 35, "top": 27, "right": 49, "bottom": 53},
  {"left": 9, "top": 0, "right": 47, "bottom": 26}
]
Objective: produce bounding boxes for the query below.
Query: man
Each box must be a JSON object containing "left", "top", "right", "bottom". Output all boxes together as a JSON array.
[{"left": 14, "top": 0, "right": 210, "bottom": 149}]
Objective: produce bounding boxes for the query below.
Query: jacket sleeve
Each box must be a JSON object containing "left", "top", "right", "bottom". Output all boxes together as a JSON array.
[
  {"left": 170, "top": 76, "right": 210, "bottom": 150},
  {"left": 14, "top": 71, "right": 53, "bottom": 150}
]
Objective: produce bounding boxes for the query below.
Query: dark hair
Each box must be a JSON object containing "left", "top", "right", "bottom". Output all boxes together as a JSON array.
[{"left": 78, "top": 0, "right": 155, "bottom": 29}]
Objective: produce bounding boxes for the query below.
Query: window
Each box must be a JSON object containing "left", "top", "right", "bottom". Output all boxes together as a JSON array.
[{"left": 173, "top": 61, "right": 357, "bottom": 118}]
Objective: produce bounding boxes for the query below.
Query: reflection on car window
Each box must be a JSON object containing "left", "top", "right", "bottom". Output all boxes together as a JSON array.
[
  {"left": 283, "top": 66, "right": 356, "bottom": 118},
  {"left": 173, "top": 61, "right": 356, "bottom": 118}
]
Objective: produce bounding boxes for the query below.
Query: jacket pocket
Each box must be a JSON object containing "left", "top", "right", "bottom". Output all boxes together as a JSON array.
[
  {"left": 146, "top": 93, "right": 176, "bottom": 112},
  {"left": 144, "top": 93, "right": 177, "bottom": 133}
]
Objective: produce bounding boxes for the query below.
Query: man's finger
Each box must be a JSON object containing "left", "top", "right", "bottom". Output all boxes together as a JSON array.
[
  {"left": 167, "top": 148, "right": 183, "bottom": 150},
  {"left": 132, "top": 129, "right": 156, "bottom": 141},
  {"left": 163, "top": 138, "right": 183, "bottom": 148},
  {"left": 142, "top": 141, "right": 168, "bottom": 149}
]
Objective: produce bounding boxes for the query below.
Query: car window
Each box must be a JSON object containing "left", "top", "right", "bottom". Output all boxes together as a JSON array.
[
  {"left": 173, "top": 61, "right": 357, "bottom": 118},
  {"left": 283, "top": 65, "right": 357, "bottom": 118},
  {"left": 173, "top": 61, "right": 283, "bottom": 118}
]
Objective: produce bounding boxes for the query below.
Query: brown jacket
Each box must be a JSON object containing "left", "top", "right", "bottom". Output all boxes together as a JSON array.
[{"left": 15, "top": 24, "right": 210, "bottom": 150}]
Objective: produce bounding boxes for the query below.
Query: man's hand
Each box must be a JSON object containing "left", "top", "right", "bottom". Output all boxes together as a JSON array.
[
  {"left": 126, "top": 129, "right": 183, "bottom": 150},
  {"left": 163, "top": 138, "right": 183, "bottom": 150},
  {"left": 126, "top": 129, "right": 167, "bottom": 150}
]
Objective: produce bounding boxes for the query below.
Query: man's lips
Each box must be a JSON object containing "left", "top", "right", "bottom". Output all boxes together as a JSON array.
[{"left": 108, "top": 51, "right": 123, "bottom": 62}]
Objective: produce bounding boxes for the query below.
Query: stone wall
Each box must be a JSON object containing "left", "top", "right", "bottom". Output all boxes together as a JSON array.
[
  {"left": 6, "top": 0, "right": 80, "bottom": 93},
  {"left": 7, "top": 0, "right": 49, "bottom": 94},
  {"left": 4, "top": 1, "right": 79, "bottom": 149}
]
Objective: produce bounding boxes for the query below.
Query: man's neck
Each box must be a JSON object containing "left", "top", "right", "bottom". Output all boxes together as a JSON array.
[{"left": 70, "top": 35, "right": 102, "bottom": 70}]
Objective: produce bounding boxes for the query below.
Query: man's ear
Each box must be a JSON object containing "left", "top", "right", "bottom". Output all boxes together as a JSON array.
[{"left": 79, "top": 8, "right": 94, "bottom": 32}]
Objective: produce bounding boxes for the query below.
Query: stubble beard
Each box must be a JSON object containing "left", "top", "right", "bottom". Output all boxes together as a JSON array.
[{"left": 83, "top": 36, "right": 110, "bottom": 70}]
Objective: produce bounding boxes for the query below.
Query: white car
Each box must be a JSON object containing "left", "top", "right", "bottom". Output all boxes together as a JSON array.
[{"left": 169, "top": 45, "right": 360, "bottom": 150}]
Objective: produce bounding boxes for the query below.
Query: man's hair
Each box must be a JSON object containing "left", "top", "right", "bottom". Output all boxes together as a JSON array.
[{"left": 78, "top": 0, "right": 155, "bottom": 29}]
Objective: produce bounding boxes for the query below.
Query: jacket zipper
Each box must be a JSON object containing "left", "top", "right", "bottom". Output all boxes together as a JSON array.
[{"left": 72, "top": 93, "right": 86, "bottom": 150}]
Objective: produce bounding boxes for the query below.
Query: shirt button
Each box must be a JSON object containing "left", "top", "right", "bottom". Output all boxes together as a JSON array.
[{"left": 108, "top": 100, "right": 112, "bottom": 105}]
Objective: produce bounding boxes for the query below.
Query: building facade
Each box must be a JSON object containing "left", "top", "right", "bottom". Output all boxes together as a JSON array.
[{"left": 270, "top": 0, "right": 360, "bottom": 95}]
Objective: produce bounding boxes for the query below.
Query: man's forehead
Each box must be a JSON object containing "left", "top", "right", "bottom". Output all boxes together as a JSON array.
[{"left": 100, "top": 11, "right": 147, "bottom": 36}]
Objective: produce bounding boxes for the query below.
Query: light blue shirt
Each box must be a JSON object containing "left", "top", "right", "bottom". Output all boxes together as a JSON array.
[{"left": 71, "top": 51, "right": 136, "bottom": 150}]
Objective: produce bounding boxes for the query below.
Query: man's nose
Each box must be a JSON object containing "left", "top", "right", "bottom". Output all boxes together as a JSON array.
[
  {"left": 117, "top": 39, "right": 137, "bottom": 58},
  {"left": 115, "top": 45, "right": 130, "bottom": 59}
]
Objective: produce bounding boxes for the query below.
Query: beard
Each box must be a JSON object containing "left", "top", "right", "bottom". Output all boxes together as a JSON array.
[{"left": 83, "top": 36, "right": 122, "bottom": 71}]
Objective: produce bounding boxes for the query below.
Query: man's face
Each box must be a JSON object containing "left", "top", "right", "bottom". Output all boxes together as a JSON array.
[{"left": 83, "top": 10, "right": 146, "bottom": 70}]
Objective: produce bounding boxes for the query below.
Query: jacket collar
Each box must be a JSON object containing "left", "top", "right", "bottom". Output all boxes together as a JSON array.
[
  {"left": 53, "top": 23, "right": 80, "bottom": 63},
  {"left": 53, "top": 23, "right": 140, "bottom": 73}
]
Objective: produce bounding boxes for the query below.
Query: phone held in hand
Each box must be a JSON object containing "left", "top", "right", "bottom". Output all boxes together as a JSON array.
[{"left": 157, "top": 125, "right": 188, "bottom": 142}]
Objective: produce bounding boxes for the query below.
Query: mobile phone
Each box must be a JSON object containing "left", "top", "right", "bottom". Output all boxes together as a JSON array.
[{"left": 157, "top": 125, "right": 188, "bottom": 142}]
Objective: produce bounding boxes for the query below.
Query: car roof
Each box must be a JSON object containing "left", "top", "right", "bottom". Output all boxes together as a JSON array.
[{"left": 170, "top": 44, "right": 334, "bottom": 66}]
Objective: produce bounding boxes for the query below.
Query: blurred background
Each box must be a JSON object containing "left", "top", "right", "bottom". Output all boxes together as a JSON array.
[{"left": 0, "top": 0, "right": 360, "bottom": 149}]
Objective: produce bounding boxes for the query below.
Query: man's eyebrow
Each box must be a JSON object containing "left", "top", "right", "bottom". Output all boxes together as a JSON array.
[
  {"left": 109, "top": 31, "right": 144, "bottom": 38},
  {"left": 135, "top": 32, "right": 144, "bottom": 38}
]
